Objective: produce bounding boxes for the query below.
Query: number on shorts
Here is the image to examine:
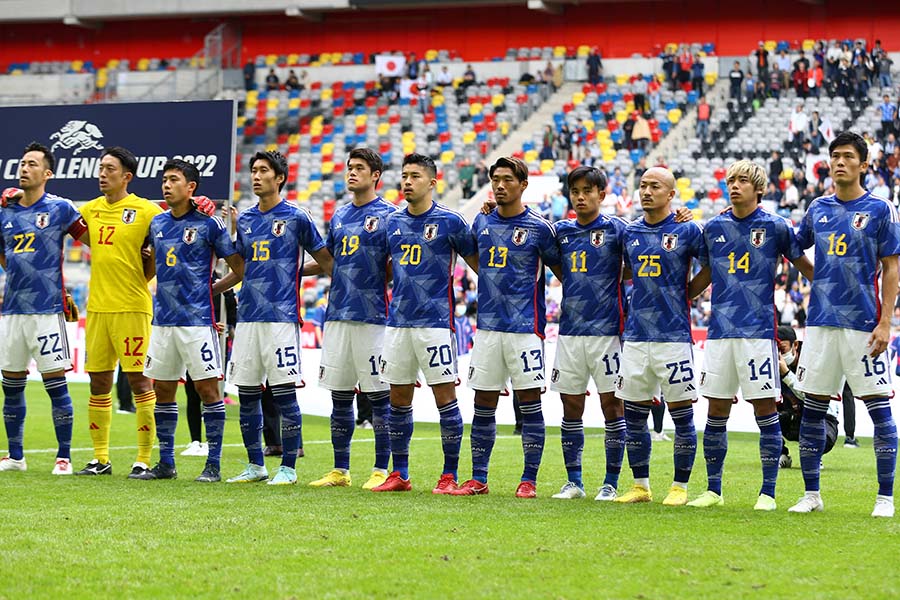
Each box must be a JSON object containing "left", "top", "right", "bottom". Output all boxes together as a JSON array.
[
  {"left": 368, "top": 355, "right": 381, "bottom": 376},
  {"left": 601, "top": 352, "right": 620, "bottom": 376},
  {"left": 200, "top": 342, "right": 214, "bottom": 363},
  {"left": 665, "top": 360, "right": 693, "bottom": 384},
  {"left": 37, "top": 333, "right": 62, "bottom": 356},
  {"left": 275, "top": 346, "right": 298, "bottom": 368},
  {"left": 426, "top": 345, "right": 453, "bottom": 367},
  {"left": 861, "top": 354, "right": 886, "bottom": 377},
  {"left": 520, "top": 349, "right": 544, "bottom": 372},
  {"left": 123, "top": 336, "right": 144, "bottom": 356},
  {"left": 747, "top": 357, "right": 772, "bottom": 381}
]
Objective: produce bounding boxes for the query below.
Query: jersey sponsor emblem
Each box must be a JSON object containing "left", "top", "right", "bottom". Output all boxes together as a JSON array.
[
  {"left": 423, "top": 223, "right": 439, "bottom": 241},
  {"left": 272, "top": 219, "right": 287, "bottom": 237},
  {"left": 363, "top": 216, "right": 380, "bottom": 233},
  {"left": 851, "top": 212, "right": 870, "bottom": 230},
  {"left": 662, "top": 233, "right": 678, "bottom": 252},
  {"left": 750, "top": 228, "right": 766, "bottom": 248},
  {"left": 550, "top": 368, "right": 560, "bottom": 383},
  {"left": 183, "top": 227, "right": 198, "bottom": 244},
  {"left": 35, "top": 212, "right": 50, "bottom": 229},
  {"left": 512, "top": 226, "right": 529, "bottom": 246},
  {"left": 122, "top": 208, "right": 137, "bottom": 224},
  {"left": 590, "top": 229, "right": 605, "bottom": 247},
  {"left": 49, "top": 120, "right": 104, "bottom": 156}
]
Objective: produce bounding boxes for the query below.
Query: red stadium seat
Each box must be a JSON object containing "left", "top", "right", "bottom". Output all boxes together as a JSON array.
[
  {"left": 595, "top": 82, "right": 607, "bottom": 94},
  {"left": 607, "top": 120, "right": 618, "bottom": 132},
  {"left": 562, "top": 103, "right": 574, "bottom": 113}
]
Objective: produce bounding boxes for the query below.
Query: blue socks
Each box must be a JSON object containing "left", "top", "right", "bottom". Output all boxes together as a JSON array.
[
  {"left": 44, "top": 377, "right": 73, "bottom": 460},
  {"left": 155, "top": 402, "right": 179, "bottom": 466},
  {"left": 237, "top": 385, "right": 264, "bottom": 466},
  {"left": 330, "top": 390, "right": 355, "bottom": 471},
  {"left": 520, "top": 400, "right": 545, "bottom": 483},
  {"left": 798, "top": 398, "right": 829, "bottom": 492},
  {"left": 272, "top": 384, "right": 302, "bottom": 469},
  {"left": 670, "top": 405, "right": 697, "bottom": 484},
  {"left": 2, "top": 377, "right": 27, "bottom": 460},
  {"left": 560, "top": 418, "right": 584, "bottom": 488},
  {"left": 702, "top": 416, "right": 728, "bottom": 495},
  {"left": 438, "top": 400, "right": 463, "bottom": 478},
  {"left": 369, "top": 390, "right": 391, "bottom": 471},
  {"left": 757, "top": 412, "right": 781, "bottom": 498},
  {"left": 604, "top": 417, "right": 626, "bottom": 488},
  {"left": 624, "top": 401, "right": 651, "bottom": 479},
  {"left": 471, "top": 404, "right": 497, "bottom": 483},
  {"left": 202, "top": 400, "right": 226, "bottom": 468},
  {"left": 388, "top": 404, "right": 413, "bottom": 479},
  {"left": 866, "top": 398, "right": 897, "bottom": 497}
]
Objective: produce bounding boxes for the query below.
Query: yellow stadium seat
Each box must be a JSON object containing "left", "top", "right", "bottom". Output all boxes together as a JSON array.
[
  {"left": 469, "top": 103, "right": 483, "bottom": 116},
  {"left": 432, "top": 95, "right": 445, "bottom": 108},
  {"left": 676, "top": 177, "right": 691, "bottom": 189},
  {"left": 436, "top": 180, "right": 446, "bottom": 194},
  {"left": 266, "top": 116, "right": 277, "bottom": 127},
  {"left": 330, "top": 53, "right": 341, "bottom": 64},
  {"left": 310, "top": 61, "right": 321, "bottom": 68},
  {"left": 698, "top": 51, "right": 707, "bottom": 58},
  {"left": 265, "top": 54, "right": 278, "bottom": 66},
  {"left": 237, "top": 116, "right": 246, "bottom": 127},
  {"left": 384, "top": 189, "right": 400, "bottom": 202},
  {"left": 71, "top": 60, "right": 84, "bottom": 72},
  {"left": 267, "top": 98, "right": 279, "bottom": 109},
  {"left": 602, "top": 149, "right": 617, "bottom": 162},
  {"left": 764, "top": 40, "right": 777, "bottom": 52},
  {"left": 354, "top": 115, "right": 368, "bottom": 127},
  {"left": 246, "top": 90, "right": 258, "bottom": 102},
  {"left": 440, "top": 150, "right": 455, "bottom": 164},
  {"left": 321, "top": 142, "right": 335, "bottom": 155},
  {"left": 266, "top": 143, "right": 278, "bottom": 152},
  {"left": 288, "top": 98, "right": 300, "bottom": 109},
  {"left": 402, "top": 143, "right": 416, "bottom": 154},
  {"left": 553, "top": 46, "right": 566, "bottom": 58},
  {"left": 801, "top": 39, "right": 814, "bottom": 51},
  {"left": 298, "top": 190, "right": 311, "bottom": 202},
  {"left": 311, "top": 115, "right": 324, "bottom": 126},
  {"left": 137, "top": 58, "right": 150, "bottom": 72},
  {"left": 377, "top": 123, "right": 390, "bottom": 136},
  {"left": 596, "top": 129, "right": 610, "bottom": 140},
  {"left": 310, "top": 124, "right": 323, "bottom": 136},
  {"left": 540, "top": 159, "right": 554, "bottom": 173},
  {"left": 583, "top": 119, "right": 594, "bottom": 132},
  {"left": 233, "top": 190, "right": 241, "bottom": 201},
  {"left": 667, "top": 108, "right": 682, "bottom": 124},
  {"left": 625, "top": 100, "right": 635, "bottom": 113},
  {"left": 524, "top": 150, "right": 539, "bottom": 163},
  {"left": 319, "top": 53, "right": 331, "bottom": 64},
  {"left": 287, "top": 53, "right": 299, "bottom": 65},
  {"left": 681, "top": 188, "right": 696, "bottom": 200},
  {"left": 320, "top": 89, "right": 333, "bottom": 101},
  {"left": 500, "top": 122, "right": 510, "bottom": 136},
  {"left": 691, "top": 208, "right": 703, "bottom": 221},
  {"left": 572, "top": 92, "right": 586, "bottom": 106},
  {"left": 462, "top": 131, "right": 477, "bottom": 144},
  {"left": 781, "top": 168, "right": 793, "bottom": 180},
  {"left": 321, "top": 162, "right": 335, "bottom": 175},
  {"left": 453, "top": 77, "right": 463, "bottom": 88},
  {"left": 309, "top": 180, "right": 322, "bottom": 193},
  {"left": 425, "top": 49, "right": 438, "bottom": 61},
  {"left": 106, "top": 59, "right": 120, "bottom": 70},
  {"left": 615, "top": 110, "right": 628, "bottom": 124},
  {"left": 491, "top": 94, "right": 504, "bottom": 107},
  {"left": 615, "top": 74, "right": 629, "bottom": 86},
  {"left": 289, "top": 133, "right": 300, "bottom": 145},
  {"left": 600, "top": 138, "right": 613, "bottom": 150},
  {"left": 705, "top": 73, "right": 718, "bottom": 86},
  {"left": 665, "top": 43, "right": 677, "bottom": 54},
  {"left": 576, "top": 45, "right": 590, "bottom": 57},
  {"left": 402, "top": 131, "right": 415, "bottom": 142}
]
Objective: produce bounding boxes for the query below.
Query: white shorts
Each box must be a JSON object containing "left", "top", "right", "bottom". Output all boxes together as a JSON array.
[
  {"left": 467, "top": 330, "right": 546, "bottom": 392},
  {"left": 699, "top": 338, "right": 780, "bottom": 401},
  {"left": 797, "top": 326, "right": 893, "bottom": 397},
  {"left": 551, "top": 335, "right": 621, "bottom": 395},
  {"left": 0, "top": 313, "right": 71, "bottom": 373},
  {"left": 381, "top": 327, "right": 457, "bottom": 386},
  {"left": 227, "top": 322, "right": 302, "bottom": 387},
  {"left": 615, "top": 341, "right": 697, "bottom": 403},
  {"left": 318, "top": 320, "right": 389, "bottom": 392},
  {"left": 144, "top": 325, "right": 221, "bottom": 382}
]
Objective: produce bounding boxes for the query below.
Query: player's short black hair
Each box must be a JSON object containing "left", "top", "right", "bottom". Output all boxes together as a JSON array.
[
  {"left": 828, "top": 131, "right": 868, "bottom": 162},
  {"left": 163, "top": 158, "right": 200, "bottom": 191},
  {"left": 402, "top": 153, "right": 437, "bottom": 179},
  {"left": 250, "top": 150, "right": 289, "bottom": 191},
  {"left": 23, "top": 141, "right": 55, "bottom": 172},
  {"left": 347, "top": 147, "right": 384, "bottom": 184},
  {"left": 490, "top": 156, "right": 528, "bottom": 182},
  {"left": 101, "top": 146, "right": 138, "bottom": 175},
  {"left": 567, "top": 166, "right": 607, "bottom": 191}
]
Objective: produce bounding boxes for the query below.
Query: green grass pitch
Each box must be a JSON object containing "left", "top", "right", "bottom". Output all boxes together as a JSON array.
[{"left": 1, "top": 382, "right": 898, "bottom": 599}]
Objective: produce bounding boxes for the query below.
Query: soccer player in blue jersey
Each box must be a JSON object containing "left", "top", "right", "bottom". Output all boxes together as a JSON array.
[
  {"left": 224, "top": 151, "right": 333, "bottom": 486},
  {"left": 685, "top": 160, "right": 814, "bottom": 511},
  {"left": 0, "top": 142, "right": 88, "bottom": 476},
  {"left": 548, "top": 166, "right": 629, "bottom": 501},
  {"left": 369, "top": 153, "right": 479, "bottom": 494},
  {"left": 308, "top": 148, "right": 397, "bottom": 490},
  {"left": 451, "top": 156, "right": 563, "bottom": 498},
  {"left": 613, "top": 167, "right": 705, "bottom": 506},
  {"left": 135, "top": 159, "right": 244, "bottom": 482},
  {"left": 789, "top": 131, "right": 900, "bottom": 517}
]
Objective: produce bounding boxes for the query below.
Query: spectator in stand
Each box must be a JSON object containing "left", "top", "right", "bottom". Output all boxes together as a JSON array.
[
  {"left": 768, "top": 150, "right": 783, "bottom": 185},
  {"left": 825, "top": 41, "right": 842, "bottom": 83},
  {"left": 406, "top": 53, "right": 419, "bottom": 79},
  {"left": 631, "top": 114, "right": 651, "bottom": 152},
  {"left": 632, "top": 74, "right": 648, "bottom": 113},
  {"left": 880, "top": 95, "right": 897, "bottom": 141},
  {"left": 837, "top": 57, "right": 854, "bottom": 99},
  {"left": 873, "top": 174, "right": 891, "bottom": 199},
  {"left": 459, "top": 158, "right": 475, "bottom": 199},
  {"left": 662, "top": 47, "right": 676, "bottom": 90},
  {"left": 800, "top": 183, "right": 818, "bottom": 209},
  {"left": 557, "top": 124, "right": 572, "bottom": 162},
  {"left": 789, "top": 105, "right": 809, "bottom": 150},
  {"left": 587, "top": 48, "right": 603, "bottom": 86},
  {"left": 885, "top": 133, "right": 897, "bottom": 156},
  {"left": 690, "top": 57, "right": 705, "bottom": 96},
  {"left": 793, "top": 50, "right": 810, "bottom": 73},
  {"left": 729, "top": 61, "right": 743, "bottom": 100},
  {"left": 769, "top": 64, "right": 782, "bottom": 99},
  {"left": 677, "top": 45, "right": 693, "bottom": 88},
  {"left": 265, "top": 68, "right": 280, "bottom": 91},
  {"left": 781, "top": 179, "right": 799, "bottom": 216},
  {"left": 762, "top": 181, "right": 783, "bottom": 206},
  {"left": 754, "top": 42, "right": 769, "bottom": 88},
  {"left": 539, "top": 125, "right": 556, "bottom": 160},
  {"left": 792, "top": 62, "right": 810, "bottom": 99},
  {"left": 436, "top": 66, "right": 453, "bottom": 86},
  {"left": 243, "top": 61, "right": 256, "bottom": 91},
  {"left": 570, "top": 119, "right": 586, "bottom": 162},
  {"left": 808, "top": 111, "right": 826, "bottom": 149},
  {"left": 541, "top": 61, "right": 556, "bottom": 88},
  {"left": 648, "top": 75, "right": 661, "bottom": 113},
  {"left": 777, "top": 49, "right": 792, "bottom": 90},
  {"left": 462, "top": 64, "right": 477, "bottom": 88},
  {"left": 285, "top": 70, "right": 301, "bottom": 91},
  {"left": 809, "top": 62, "right": 823, "bottom": 98},
  {"left": 696, "top": 96, "right": 711, "bottom": 141}
]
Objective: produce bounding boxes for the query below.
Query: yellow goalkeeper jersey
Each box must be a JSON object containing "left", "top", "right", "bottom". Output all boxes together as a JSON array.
[{"left": 80, "top": 193, "right": 163, "bottom": 315}]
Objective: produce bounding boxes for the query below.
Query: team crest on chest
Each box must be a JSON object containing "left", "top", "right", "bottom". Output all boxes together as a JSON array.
[
  {"left": 122, "top": 208, "right": 137, "bottom": 224},
  {"left": 271, "top": 219, "right": 287, "bottom": 237},
  {"left": 364, "top": 216, "right": 379, "bottom": 233},
  {"left": 35, "top": 212, "right": 50, "bottom": 229},
  {"left": 182, "top": 227, "right": 198, "bottom": 245},
  {"left": 661, "top": 233, "right": 678, "bottom": 252},
  {"left": 851, "top": 212, "right": 870, "bottom": 230},
  {"left": 423, "top": 223, "right": 439, "bottom": 241},
  {"left": 590, "top": 229, "right": 605, "bottom": 247},
  {"left": 512, "top": 226, "right": 529, "bottom": 246},
  {"left": 750, "top": 228, "right": 766, "bottom": 248}
]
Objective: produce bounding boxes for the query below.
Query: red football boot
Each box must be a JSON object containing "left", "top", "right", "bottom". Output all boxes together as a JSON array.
[
  {"left": 371, "top": 471, "right": 411, "bottom": 492},
  {"left": 448, "top": 479, "right": 489, "bottom": 495},
  {"left": 431, "top": 473, "right": 459, "bottom": 494},
  {"left": 515, "top": 480, "right": 537, "bottom": 498}
]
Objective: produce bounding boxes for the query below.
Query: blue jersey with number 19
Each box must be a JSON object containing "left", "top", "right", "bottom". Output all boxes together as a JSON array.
[
  {"left": 472, "top": 207, "right": 560, "bottom": 337},
  {"left": 325, "top": 196, "right": 396, "bottom": 325},
  {"left": 386, "top": 202, "right": 476, "bottom": 330},
  {"left": 150, "top": 211, "right": 237, "bottom": 327},
  {"left": 0, "top": 194, "right": 83, "bottom": 315},
  {"left": 236, "top": 200, "right": 326, "bottom": 323},
  {"left": 797, "top": 192, "right": 900, "bottom": 332},
  {"left": 555, "top": 214, "right": 628, "bottom": 337},
  {"left": 622, "top": 213, "right": 703, "bottom": 343},
  {"left": 700, "top": 207, "right": 803, "bottom": 340}
]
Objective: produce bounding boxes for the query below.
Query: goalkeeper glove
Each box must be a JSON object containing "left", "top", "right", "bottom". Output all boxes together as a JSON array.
[
  {"left": 191, "top": 195, "right": 216, "bottom": 217},
  {"left": 1, "top": 187, "right": 24, "bottom": 208},
  {"left": 63, "top": 292, "right": 79, "bottom": 322}
]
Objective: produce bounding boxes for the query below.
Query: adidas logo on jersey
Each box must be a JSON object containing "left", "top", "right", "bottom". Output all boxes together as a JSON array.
[
  {"left": 480, "top": 228, "right": 490, "bottom": 236},
  {"left": 760, "top": 382, "right": 773, "bottom": 391},
  {"left": 560, "top": 236, "right": 569, "bottom": 244},
  {"left": 156, "top": 231, "right": 163, "bottom": 238},
  {"left": 631, "top": 239, "right": 640, "bottom": 246},
  {"left": 715, "top": 235, "right": 726, "bottom": 243},
  {"left": 392, "top": 228, "right": 402, "bottom": 236},
  {"left": 441, "top": 368, "right": 454, "bottom": 377},
  {"left": 244, "top": 227, "right": 252, "bottom": 234},
  {"left": 818, "top": 216, "right": 828, "bottom": 223},
  {"left": 3, "top": 222, "right": 12, "bottom": 229},
  {"left": 132, "top": 359, "right": 143, "bottom": 367},
  {"left": 334, "top": 222, "right": 342, "bottom": 229}
]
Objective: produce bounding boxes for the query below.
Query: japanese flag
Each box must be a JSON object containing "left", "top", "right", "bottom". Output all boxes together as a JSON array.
[{"left": 375, "top": 54, "right": 406, "bottom": 77}]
